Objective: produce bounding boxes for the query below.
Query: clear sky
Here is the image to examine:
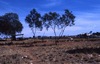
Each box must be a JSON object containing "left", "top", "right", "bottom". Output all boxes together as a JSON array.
[{"left": 0, "top": 0, "right": 100, "bottom": 37}]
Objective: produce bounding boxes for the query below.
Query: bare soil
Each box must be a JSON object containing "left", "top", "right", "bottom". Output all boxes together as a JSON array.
[{"left": 0, "top": 39, "right": 100, "bottom": 64}]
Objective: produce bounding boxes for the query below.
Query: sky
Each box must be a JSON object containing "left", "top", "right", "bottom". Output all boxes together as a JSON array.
[{"left": 0, "top": 0, "right": 100, "bottom": 37}]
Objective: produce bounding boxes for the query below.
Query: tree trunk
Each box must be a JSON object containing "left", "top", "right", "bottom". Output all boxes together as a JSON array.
[
  {"left": 30, "top": 27, "right": 36, "bottom": 46},
  {"left": 53, "top": 28, "right": 57, "bottom": 44},
  {"left": 11, "top": 32, "right": 16, "bottom": 40},
  {"left": 11, "top": 35, "right": 16, "bottom": 40}
]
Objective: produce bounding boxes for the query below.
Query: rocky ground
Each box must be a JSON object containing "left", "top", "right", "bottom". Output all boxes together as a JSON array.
[{"left": 0, "top": 40, "right": 100, "bottom": 64}]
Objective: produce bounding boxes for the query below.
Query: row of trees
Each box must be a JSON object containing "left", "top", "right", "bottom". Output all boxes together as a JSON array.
[
  {"left": 25, "top": 9, "right": 75, "bottom": 38},
  {"left": 0, "top": 9, "right": 75, "bottom": 40}
]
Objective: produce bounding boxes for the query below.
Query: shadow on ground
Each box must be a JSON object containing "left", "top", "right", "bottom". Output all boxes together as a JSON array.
[{"left": 66, "top": 47, "right": 100, "bottom": 54}]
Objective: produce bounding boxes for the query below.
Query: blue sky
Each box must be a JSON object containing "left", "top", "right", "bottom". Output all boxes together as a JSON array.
[{"left": 0, "top": 0, "right": 100, "bottom": 37}]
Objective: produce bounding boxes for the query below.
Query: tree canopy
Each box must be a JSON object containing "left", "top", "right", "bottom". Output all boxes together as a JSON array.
[
  {"left": 42, "top": 9, "right": 75, "bottom": 37},
  {"left": 58, "top": 9, "right": 75, "bottom": 36},
  {"left": 25, "top": 9, "right": 75, "bottom": 39},
  {"left": 0, "top": 13, "right": 23, "bottom": 40},
  {"left": 42, "top": 12, "right": 60, "bottom": 36},
  {"left": 25, "top": 9, "right": 42, "bottom": 37}
]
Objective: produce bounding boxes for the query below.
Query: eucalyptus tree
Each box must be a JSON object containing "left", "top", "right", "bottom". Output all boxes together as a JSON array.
[
  {"left": 58, "top": 9, "right": 75, "bottom": 37},
  {"left": 42, "top": 10, "right": 75, "bottom": 37},
  {"left": 42, "top": 9, "right": 75, "bottom": 42},
  {"left": 42, "top": 12, "right": 60, "bottom": 37},
  {"left": 0, "top": 13, "right": 23, "bottom": 40},
  {"left": 25, "top": 9, "right": 42, "bottom": 38}
]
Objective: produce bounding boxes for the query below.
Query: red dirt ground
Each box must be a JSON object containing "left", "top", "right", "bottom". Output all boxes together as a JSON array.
[{"left": 0, "top": 39, "right": 100, "bottom": 64}]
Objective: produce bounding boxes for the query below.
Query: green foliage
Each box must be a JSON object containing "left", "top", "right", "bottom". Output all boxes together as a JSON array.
[
  {"left": 25, "top": 8, "right": 75, "bottom": 38},
  {"left": 0, "top": 13, "right": 23, "bottom": 37},
  {"left": 58, "top": 9, "right": 75, "bottom": 36},
  {"left": 42, "top": 9, "right": 75, "bottom": 36},
  {"left": 25, "top": 9, "right": 42, "bottom": 36},
  {"left": 42, "top": 12, "right": 59, "bottom": 30},
  {"left": 59, "top": 9, "right": 75, "bottom": 28}
]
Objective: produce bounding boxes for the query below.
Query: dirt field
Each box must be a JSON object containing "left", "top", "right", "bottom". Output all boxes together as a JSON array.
[{"left": 0, "top": 39, "right": 100, "bottom": 64}]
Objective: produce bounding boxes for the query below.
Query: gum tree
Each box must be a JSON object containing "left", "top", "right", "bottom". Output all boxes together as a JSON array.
[
  {"left": 58, "top": 9, "right": 75, "bottom": 37},
  {"left": 42, "top": 12, "right": 59, "bottom": 37},
  {"left": 42, "top": 9, "right": 75, "bottom": 42},
  {"left": 0, "top": 13, "right": 23, "bottom": 40},
  {"left": 25, "top": 9, "right": 42, "bottom": 38}
]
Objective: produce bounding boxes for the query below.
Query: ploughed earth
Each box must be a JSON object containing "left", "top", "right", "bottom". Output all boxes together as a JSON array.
[{"left": 0, "top": 39, "right": 100, "bottom": 64}]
